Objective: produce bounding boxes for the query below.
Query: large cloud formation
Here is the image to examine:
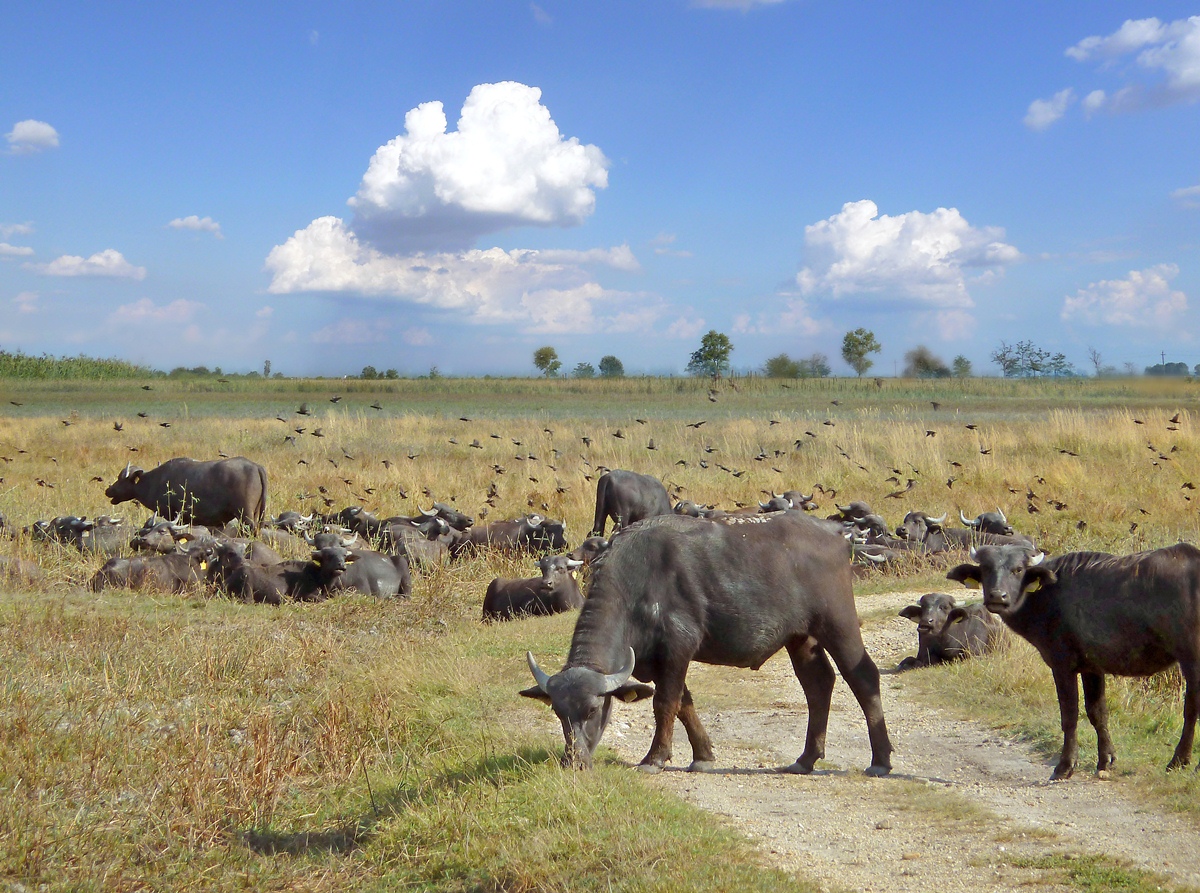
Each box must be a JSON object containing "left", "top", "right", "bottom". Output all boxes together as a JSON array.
[
  {"left": 348, "top": 81, "right": 609, "bottom": 253},
  {"left": 797, "top": 200, "right": 1019, "bottom": 311},
  {"left": 266, "top": 82, "right": 651, "bottom": 333},
  {"left": 1061, "top": 264, "right": 1187, "bottom": 329}
]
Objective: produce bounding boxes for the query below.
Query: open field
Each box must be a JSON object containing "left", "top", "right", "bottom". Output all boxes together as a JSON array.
[{"left": 3, "top": 376, "right": 1200, "bottom": 891}]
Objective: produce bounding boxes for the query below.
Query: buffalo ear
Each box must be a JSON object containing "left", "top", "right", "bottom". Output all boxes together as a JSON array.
[
  {"left": 947, "top": 563, "right": 982, "bottom": 589},
  {"left": 946, "top": 607, "right": 970, "bottom": 625},
  {"left": 131, "top": 471, "right": 144, "bottom": 483},
  {"left": 611, "top": 682, "right": 654, "bottom": 703},
  {"left": 1022, "top": 566, "right": 1057, "bottom": 594},
  {"left": 518, "top": 686, "right": 553, "bottom": 705},
  {"left": 899, "top": 605, "right": 923, "bottom": 621}
]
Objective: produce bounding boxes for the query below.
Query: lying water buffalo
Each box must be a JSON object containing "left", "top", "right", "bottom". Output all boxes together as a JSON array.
[
  {"left": 105, "top": 457, "right": 267, "bottom": 529},
  {"left": 482, "top": 555, "right": 584, "bottom": 622},
  {"left": 590, "top": 470, "right": 672, "bottom": 536},
  {"left": 948, "top": 544, "right": 1200, "bottom": 778},
  {"left": 451, "top": 514, "right": 566, "bottom": 558},
  {"left": 896, "top": 592, "right": 1001, "bottom": 671},
  {"left": 521, "top": 512, "right": 893, "bottom": 775},
  {"left": 90, "top": 543, "right": 210, "bottom": 593}
]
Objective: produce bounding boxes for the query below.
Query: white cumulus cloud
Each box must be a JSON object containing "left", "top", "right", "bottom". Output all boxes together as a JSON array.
[
  {"left": 348, "top": 81, "right": 609, "bottom": 253},
  {"left": 29, "top": 249, "right": 146, "bottom": 280},
  {"left": 732, "top": 297, "right": 823, "bottom": 337},
  {"left": 1024, "top": 88, "right": 1075, "bottom": 130},
  {"left": 796, "top": 200, "right": 1019, "bottom": 313},
  {"left": 168, "top": 215, "right": 223, "bottom": 238},
  {"left": 0, "top": 243, "right": 34, "bottom": 258},
  {"left": 6, "top": 120, "right": 59, "bottom": 154},
  {"left": 265, "top": 216, "right": 654, "bottom": 333},
  {"left": 1064, "top": 16, "right": 1200, "bottom": 112},
  {"left": 1062, "top": 264, "right": 1187, "bottom": 328}
]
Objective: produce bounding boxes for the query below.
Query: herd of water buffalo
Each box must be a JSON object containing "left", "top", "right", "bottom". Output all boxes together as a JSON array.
[{"left": 2, "top": 456, "right": 1198, "bottom": 782}]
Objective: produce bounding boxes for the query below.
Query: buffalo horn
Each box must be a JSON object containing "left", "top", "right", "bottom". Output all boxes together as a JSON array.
[
  {"left": 303, "top": 533, "right": 316, "bottom": 546},
  {"left": 860, "top": 551, "right": 888, "bottom": 563},
  {"left": 960, "top": 510, "right": 976, "bottom": 527},
  {"left": 419, "top": 506, "right": 438, "bottom": 517},
  {"left": 566, "top": 558, "right": 584, "bottom": 568},
  {"left": 1030, "top": 552, "right": 1045, "bottom": 566},
  {"left": 602, "top": 646, "right": 637, "bottom": 693},
  {"left": 929, "top": 512, "right": 948, "bottom": 525},
  {"left": 528, "top": 514, "right": 544, "bottom": 527},
  {"left": 996, "top": 507, "right": 1007, "bottom": 525},
  {"left": 759, "top": 501, "right": 771, "bottom": 510},
  {"left": 968, "top": 545, "right": 978, "bottom": 561},
  {"left": 123, "top": 461, "right": 132, "bottom": 477},
  {"left": 836, "top": 503, "right": 852, "bottom": 513},
  {"left": 340, "top": 532, "right": 358, "bottom": 547},
  {"left": 526, "top": 651, "right": 553, "bottom": 694}
]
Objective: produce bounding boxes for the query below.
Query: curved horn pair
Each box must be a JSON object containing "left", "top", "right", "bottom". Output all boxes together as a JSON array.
[{"left": 526, "top": 646, "right": 635, "bottom": 695}]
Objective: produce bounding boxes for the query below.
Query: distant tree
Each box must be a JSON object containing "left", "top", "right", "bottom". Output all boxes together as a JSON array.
[
  {"left": 1145, "top": 362, "right": 1189, "bottom": 377},
  {"left": 427, "top": 365, "right": 442, "bottom": 380},
  {"left": 598, "top": 355, "right": 625, "bottom": 378},
  {"left": 360, "top": 365, "right": 378, "bottom": 380},
  {"left": 763, "top": 353, "right": 802, "bottom": 378},
  {"left": 384, "top": 368, "right": 399, "bottom": 379},
  {"left": 263, "top": 359, "right": 271, "bottom": 378},
  {"left": 841, "top": 328, "right": 881, "bottom": 377},
  {"left": 1124, "top": 362, "right": 1139, "bottom": 376},
  {"left": 573, "top": 362, "right": 596, "bottom": 378},
  {"left": 686, "top": 330, "right": 734, "bottom": 378},
  {"left": 796, "top": 352, "right": 832, "bottom": 378},
  {"left": 902, "top": 345, "right": 951, "bottom": 378},
  {"left": 992, "top": 340, "right": 1075, "bottom": 377},
  {"left": 1087, "top": 346, "right": 1104, "bottom": 377},
  {"left": 533, "top": 346, "right": 562, "bottom": 377},
  {"left": 951, "top": 355, "right": 973, "bottom": 378}
]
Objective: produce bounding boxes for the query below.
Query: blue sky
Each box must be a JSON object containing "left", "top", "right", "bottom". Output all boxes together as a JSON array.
[{"left": 3, "top": 2, "right": 1199, "bottom": 377}]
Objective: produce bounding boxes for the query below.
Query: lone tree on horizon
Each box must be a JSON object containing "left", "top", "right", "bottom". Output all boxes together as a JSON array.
[
  {"left": 533, "top": 346, "right": 562, "bottom": 377},
  {"left": 841, "top": 328, "right": 881, "bottom": 377},
  {"left": 598, "top": 354, "right": 624, "bottom": 378},
  {"left": 686, "top": 330, "right": 733, "bottom": 378}
]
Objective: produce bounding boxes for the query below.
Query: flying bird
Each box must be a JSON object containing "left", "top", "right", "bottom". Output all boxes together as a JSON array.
[
  {"left": 296, "top": 403, "right": 311, "bottom": 416},
  {"left": 686, "top": 420, "right": 707, "bottom": 429},
  {"left": 113, "top": 421, "right": 123, "bottom": 432},
  {"left": 329, "top": 395, "right": 342, "bottom": 403},
  {"left": 141, "top": 385, "right": 153, "bottom": 391},
  {"left": 159, "top": 422, "right": 171, "bottom": 428}
]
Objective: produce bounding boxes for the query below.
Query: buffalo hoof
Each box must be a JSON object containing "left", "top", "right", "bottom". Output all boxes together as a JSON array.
[
  {"left": 637, "top": 762, "right": 664, "bottom": 775},
  {"left": 779, "top": 760, "right": 814, "bottom": 775},
  {"left": 688, "top": 760, "right": 715, "bottom": 773},
  {"left": 864, "top": 764, "right": 891, "bottom": 778},
  {"left": 1050, "top": 765, "right": 1074, "bottom": 781}
]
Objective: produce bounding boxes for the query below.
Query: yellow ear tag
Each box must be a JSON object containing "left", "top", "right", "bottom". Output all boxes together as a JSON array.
[
  {"left": 199, "top": 561, "right": 208, "bottom": 571},
  {"left": 1024, "top": 579, "right": 1042, "bottom": 594},
  {"left": 622, "top": 691, "right": 639, "bottom": 703},
  {"left": 964, "top": 578, "right": 981, "bottom": 589}
]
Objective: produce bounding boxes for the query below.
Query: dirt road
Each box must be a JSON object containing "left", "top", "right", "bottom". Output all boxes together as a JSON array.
[{"left": 592, "top": 591, "right": 1200, "bottom": 892}]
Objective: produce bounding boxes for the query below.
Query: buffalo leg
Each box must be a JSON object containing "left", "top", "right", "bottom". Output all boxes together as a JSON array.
[
  {"left": 826, "top": 640, "right": 893, "bottom": 776},
  {"left": 1051, "top": 668, "right": 1080, "bottom": 780},
  {"left": 640, "top": 664, "right": 688, "bottom": 772},
  {"left": 677, "top": 685, "right": 716, "bottom": 771},
  {"left": 1081, "top": 672, "right": 1115, "bottom": 773},
  {"left": 781, "top": 637, "right": 835, "bottom": 774},
  {"left": 1168, "top": 660, "right": 1199, "bottom": 771}
]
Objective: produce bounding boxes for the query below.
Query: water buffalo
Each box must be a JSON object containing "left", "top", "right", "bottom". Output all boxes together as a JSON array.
[
  {"left": 567, "top": 535, "right": 609, "bottom": 566},
  {"left": 959, "top": 508, "right": 1013, "bottom": 536},
  {"left": 104, "top": 457, "right": 267, "bottom": 529},
  {"left": 451, "top": 514, "right": 566, "bottom": 558},
  {"left": 948, "top": 544, "right": 1200, "bottom": 778},
  {"left": 828, "top": 501, "right": 874, "bottom": 523},
  {"left": 90, "top": 543, "right": 210, "bottom": 593},
  {"left": 590, "top": 470, "right": 672, "bottom": 536},
  {"left": 521, "top": 512, "right": 893, "bottom": 775},
  {"left": 31, "top": 515, "right": 128, "bottom": 556},
  {"left": 482, "top": 555, "right": 585, "bottom": 621},
  {"left": 210, "top": 544, "right": 393, "bottom": 604},
  {"left": 896, "top": 592, "right": 1001, "bottom": 671},
  {"left": 897, "top": 510, "right": 1028, "bottom": 553}
]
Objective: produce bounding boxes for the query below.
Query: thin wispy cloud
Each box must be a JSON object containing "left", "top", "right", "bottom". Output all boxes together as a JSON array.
[{"left": 167, "top": 215, "right": 223, "bottom": 238}]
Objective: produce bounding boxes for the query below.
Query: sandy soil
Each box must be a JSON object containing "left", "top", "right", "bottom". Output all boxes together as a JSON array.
[{"left": 531, "top": 590, "right": 1200, "bottom": 892}]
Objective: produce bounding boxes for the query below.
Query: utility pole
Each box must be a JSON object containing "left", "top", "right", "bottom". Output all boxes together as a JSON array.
[{"left": 1162, "top": 350, "right": 1167, "bottom": 365}]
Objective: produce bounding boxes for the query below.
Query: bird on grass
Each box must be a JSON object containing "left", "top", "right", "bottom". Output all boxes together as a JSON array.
[{"left": 370, "top": 401, "right": 383, "bottom": 411}]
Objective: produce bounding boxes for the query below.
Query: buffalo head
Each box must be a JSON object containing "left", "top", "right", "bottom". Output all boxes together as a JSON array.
[
  {"left": 899, "top": 592, "right": 972, "bottom": 634},
  {"left": 947, "top": 545, "right": 1051, "bottom": 616},
  {"left": 521, "top": 647, "right": 653, "bottom": 769},
  {"left": 105, "top": 463, "right": 144, "bottom": 506}
]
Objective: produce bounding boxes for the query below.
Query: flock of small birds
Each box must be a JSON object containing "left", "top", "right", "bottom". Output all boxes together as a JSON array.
[{"left": 0, "top": 384, "right": 1193, "bottom": 534}]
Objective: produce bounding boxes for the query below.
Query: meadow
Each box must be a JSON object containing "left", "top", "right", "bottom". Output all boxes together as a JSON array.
[{"left": 2, "top": 374, "right": 1200, "bottom": 891}]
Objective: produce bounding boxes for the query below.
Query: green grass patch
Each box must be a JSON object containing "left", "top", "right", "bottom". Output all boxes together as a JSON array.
[{"left": 1006, "top": 853, "right": 1195, "bottom": 893}]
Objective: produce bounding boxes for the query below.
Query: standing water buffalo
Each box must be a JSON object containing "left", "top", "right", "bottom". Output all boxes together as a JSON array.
[
  {"left": 590, "top": 470, "right": 673, "bottom": 536},
  {"left": 948, "top": 544, "right": 1200, "bottom": 778},
  {"left": 105, "top": 457, "right": 267, "bottom": 529},
  {"left": 521, "top": 512, "right": 893, "bottom": 775},
  {"left": 896, "top": 592, "right": 1002, "bottom": 671}
]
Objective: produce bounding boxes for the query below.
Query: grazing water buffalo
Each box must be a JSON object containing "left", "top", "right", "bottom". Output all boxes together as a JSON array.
[
  {"left": 105, "top": 457, "right": 267, "bottom": 529},
  {"left": 482, "top": 555, "right": 585, "bottom": 621},
  {"left": 521, "top": 512, "right": 893, "bottom": 775},
  {"left": 896, "top": 592, "right": 1001, "bottom": 671},
  {"left": 948, "top": 544, "right": 1200, "bottom": 778},
  {"left": 590, "top": 470, "right": 673, "bottom": 536}
]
